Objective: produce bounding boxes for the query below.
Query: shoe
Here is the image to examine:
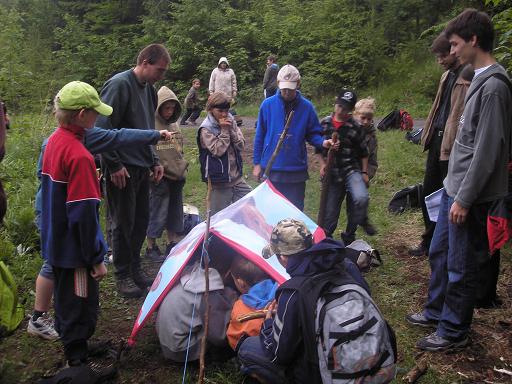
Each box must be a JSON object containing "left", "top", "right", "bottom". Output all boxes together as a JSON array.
[
  {"left": 145, "top": 246, "right": 165, "bottom": 262},
  {"left": 416, "top": 332, "right": 468, "bottom": 351},
  {"left": 39, "top": 361, "right": 117, "bottom": 384},
  {"left": 180, "top": 121, "right": 188, "bottom": 125},
  {"left": 408, "top": 241, "right": 428, "bottom": 257},
  {"left": 164, "top": 241, "right": 177, "bottom": 256},
  {"left": 27, "top": 312, "right": 60, "bottom": 341},
  {"left": 341, "top": 232, "right": 355, "bottom": 245},
  {"left": 87, "top": 339, "right": 115, "bottom": 358},
  {"left": 188, "top": 120, "right": 197, "bottom": 125},
  {"left": 132, "top": 269, "right": 154, "bottom": 289},
  {"left": 475, "top": 296, "right": 503, "bottom": 309},
  {"left": 362, "top": 221, "right": 378, "bottom": 236},
  {"left": 406, "top": 312, "right": 438, "bottom": 328},
  {"left": 116, "top": 278, "right": 143, "bottom": 298}
]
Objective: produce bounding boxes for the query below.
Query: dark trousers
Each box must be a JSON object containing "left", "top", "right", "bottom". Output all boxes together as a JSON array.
[
  {"left": 181, "top": 107, "right": 201, "bottom": 124},
  {"left": 420, "top": 134, "right": 448, "bottom": 248},
  {"left": 106, "top": 166, "right": 149, "bottom": 279},
  {"left": 271, "top": 181, "right": 306, "bottom": 211},
  {"left": 424, "top": 190, "right": 497, "bottom": 339},
  {"left": 53, "top": 267, "right": 99, "bottom": 362}
]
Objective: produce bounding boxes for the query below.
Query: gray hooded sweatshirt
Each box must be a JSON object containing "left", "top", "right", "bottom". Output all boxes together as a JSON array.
[{"left": 444, "top": 64, "right": 512, "bottom": 208}]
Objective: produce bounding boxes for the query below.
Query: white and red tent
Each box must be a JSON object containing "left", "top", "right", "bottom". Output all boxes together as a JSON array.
[{"left": 128, "top": 180, "right": 325, "bottom": 345}]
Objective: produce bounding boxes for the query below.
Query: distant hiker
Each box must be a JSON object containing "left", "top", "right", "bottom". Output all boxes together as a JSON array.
[
  {"left": 156, "top": 256, "right": 238, "bottom": 362},
  {"left": 97, "top": 43, "right": 171, "bottom": 298},
  {"left": 227, "top": 256, "right": 277, "bottom": 351},
  {"left": 263, "top": 55, "right": 279, "bottom": 98},
  {"left": 198, "top": 92, "right": 251, "bottom": 214},
  {"left": 354, "top": 97, "right": 379, "bottom": 236},
  {"left": 252, "top": 64, "right": 336, "bottom": 211},
  {"left": 209, "top": 57, "right": 237, "bottom": 101},
  {"left": 407, "top": 9, "right": 512, "bottom": 351},
  {"left": 29, "top": 125, "right": 172, "bottom": 342},
  {"left": 315, "top": 90, "right": 374, "bottom": 244},
  {"left": 40, "top": 81, "right": 114, "bottom": 378},
  {"left": 237, "top": 219, "right": 374, "bottom": 384},
  {"left": 146, "top": 86, "right": 187, "bottom": 262},
  {"left": 0, "top": 98, "right": 6, "bottom": 224},
  {"left": 181, "top": 78, "right": 202, "bottom": 126},
  {"left": 408, "top": 33, "right": 473, "bottom": 257}
]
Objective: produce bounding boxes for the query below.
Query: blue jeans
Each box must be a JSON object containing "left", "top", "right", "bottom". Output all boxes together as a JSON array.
[
  {"left": 323, "top": 171, "right": 369, "bottom": 237},
  {"left": 424, "top": 189, "right": 490, "bottom": 340},
  {"left": 238, "top": 336, "right": 287, "bottom": 384},
  {"left": 271, "top": 181, "right": 306, "bottom": 212}
]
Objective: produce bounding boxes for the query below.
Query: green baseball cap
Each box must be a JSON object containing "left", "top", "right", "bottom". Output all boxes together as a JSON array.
[{"left": 56, "top": 81, "right": 112, "bottom": 116}]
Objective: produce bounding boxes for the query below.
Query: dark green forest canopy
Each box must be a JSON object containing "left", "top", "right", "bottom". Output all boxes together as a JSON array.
[{"left": 0, "top": 0, "right": 510, "bottom": 111}]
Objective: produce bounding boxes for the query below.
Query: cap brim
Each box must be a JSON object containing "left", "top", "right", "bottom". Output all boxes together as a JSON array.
[
  {"left": 278, "top": 81, "right": 298, "bottom": 90},
  {"left": 94, "top": 102, "right": 113, "bottom": 116},
  {"left": 262, "top": 244, "right": 274, "bottom": 259}
]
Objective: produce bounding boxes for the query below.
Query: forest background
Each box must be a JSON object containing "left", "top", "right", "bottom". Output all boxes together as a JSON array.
[{"left": 2, "top": 0, "right": 512, "bottom": 383}]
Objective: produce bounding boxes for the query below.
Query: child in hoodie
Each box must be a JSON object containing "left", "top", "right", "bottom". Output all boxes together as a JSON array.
[
  {"left": 198, "top": 92, "right": 251, "bottom": 214},
  {"left": 146, "top": 86, "right": 189, "bottom": 260},
  {"left": 227, "top": 257, "right": 277, "bottom": 351}
]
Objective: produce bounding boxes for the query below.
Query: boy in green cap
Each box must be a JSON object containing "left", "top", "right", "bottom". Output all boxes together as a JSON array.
[{"left": 40, "top": 81, "right": 115, "bottom": 380}]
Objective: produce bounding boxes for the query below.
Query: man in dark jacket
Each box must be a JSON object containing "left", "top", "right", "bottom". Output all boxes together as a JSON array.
[
  {"left": 263, "top": 55, "right": 279, "bottom": 98},
  {"left": 237, "top": 218, "right": 364, "bottom": 383}
]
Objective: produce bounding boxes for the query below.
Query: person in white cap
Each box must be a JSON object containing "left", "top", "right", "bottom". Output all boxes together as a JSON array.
[
  {"left": 209, "top": 57, "right": 237, "bottom": 100},
  {"left": 253, "top": 64, "right": 336, "bottom": 211}
]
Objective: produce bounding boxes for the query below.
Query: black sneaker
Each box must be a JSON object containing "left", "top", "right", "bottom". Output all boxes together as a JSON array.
[
  {"left": 116, "top": 278, "right": 143, "bottom": 298},
  {"left": 38, "top": 361, "right": 117, "bottom": 384},
  {"left": 405, "top": 312, "right": 438, "bottom": 328},
  {"left": 416, "top": 332, "right": 468, "bottom": 351},
  {"left": 362, "top": 221, "right": 378, "bottom": 236},
  {"left": 132, "top": 269, "right": 154, "bottom": 289},
  {"left": 341, "top": 232, "right": 355, "bottom": 246},
  {"left": 180, "top": 121, "right": 189, "bottom": 125},
  {"left": 145, "top": 246, "right": 165, "bottom": 262},
  {"left": 408, "top": 242, "right": 428, "bottom": 257},
  {"left": 164, "top": 241, "right": 177, "bottom": 256}
]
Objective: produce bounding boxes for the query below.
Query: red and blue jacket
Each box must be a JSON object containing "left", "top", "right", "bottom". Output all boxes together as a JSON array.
[{"left": 41, "top": 125, "right": 107, "bottom": 268}]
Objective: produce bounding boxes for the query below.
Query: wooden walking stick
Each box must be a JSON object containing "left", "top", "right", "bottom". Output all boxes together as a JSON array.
[
  {"left": 197, "top": 178, "right": 212, "bottom": 384},
  {"left": 263, "top": 110, "right": 295, "bottom": 179},
  {"left": 317, "top": 132, "right": 338, "bottom": 227}
]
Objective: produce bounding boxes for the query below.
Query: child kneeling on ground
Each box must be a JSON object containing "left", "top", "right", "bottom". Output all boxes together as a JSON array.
[{"left": 227, "top": 256, "right": 277, "bottom": 351}]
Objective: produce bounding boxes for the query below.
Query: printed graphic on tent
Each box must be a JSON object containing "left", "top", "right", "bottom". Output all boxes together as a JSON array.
[{"left": 129, "top": 180, "right": 326, "bottom": 345}]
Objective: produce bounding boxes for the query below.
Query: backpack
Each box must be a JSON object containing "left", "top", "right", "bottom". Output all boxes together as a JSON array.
[
  {"left": 377, "top": 109, "right": 414, "bottom": 131},
  {"left": 0, "top": 261, "right": 24, "bottom": 337},
  {"left": 178, "top": 203, "right": 201, "bottom": 236},
  {"left": 388, "top": 184, "right": 423, "bottom": 214},
  {"left": 278, "top": 267, "right": 397, "bottom": 384},
  {"left": 405, "top": 126, "right": 423, "bottom": 145},
  {"left": 345, "top": 239, "right": 383, "bottom": 273}
]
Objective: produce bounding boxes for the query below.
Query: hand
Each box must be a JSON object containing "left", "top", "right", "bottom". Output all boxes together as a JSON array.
[
  {"left": 152, "top": 165, "right": 164, "bottom": 183},
  {"left": 159, "top": 130, "right": 174, "bottom": 141},
  {"left": 319, "top": 164, "right": 327, "bottom": 178},
  {"left": 91, "top": 262, "right": 107, "bottom": 281},
  {"left": 265, "top": 301, "right": 276, "bottom": 320},
  {"left": 362, "top": 173, "right": 369, "bottom": 187},
  {"left": 219, "top": 117, "right": 233, "bottom": 131},
  {"left": 252, "top": 164, "right": 262, "bottom": 181},
  {"left": 323, "top": 139, "right": 339, "bottom": 150},
  {"left": 110, "top": 167, "right": 130, "bottom": 189},
  {"left": 449, "top": 201, "right": 469, "bottom": 225}
]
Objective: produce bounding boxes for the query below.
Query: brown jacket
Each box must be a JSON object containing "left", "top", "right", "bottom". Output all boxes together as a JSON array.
[{"left": 421, "top": 65, "right": 472, "bottom": 161}]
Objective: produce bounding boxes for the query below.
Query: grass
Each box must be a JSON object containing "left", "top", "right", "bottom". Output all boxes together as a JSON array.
[{"left": 1, "top": 111, "right": 511, "bottom": 383}]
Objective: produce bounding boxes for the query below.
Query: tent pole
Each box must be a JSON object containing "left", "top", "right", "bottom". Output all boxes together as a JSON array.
[{"left": 198, "top": 177, "right": 212, "bottom": 384}]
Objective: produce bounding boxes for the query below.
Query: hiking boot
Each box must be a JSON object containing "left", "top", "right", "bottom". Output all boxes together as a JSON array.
[
  {"left": 145, "top": 246, "right": 165, "bottom": 263},
  {"left": 132, "top": 269, "right": 154, "bottom": 289},
  {"left": 415, "top": 332, "right": 468, "bottom": 352},
  {"left": 475, "top": 296, "right": 503, "bottom": 309},
  {"left": 116, "top": 278, "right": 143, "bottom": 298},
  {"left": 164, "top": 241, "right": 177, "bottom": 256},
  {"left": 406, "top": 312, "right": 438, "bottom": 328},
  {"left": 27, "top": 312, "right": 60, "bottom": 341},
  {"left": 362, "top": 221, "right": 378, "bottom": 236},
  {"left": 408, "top": 241, "right": 428, "bottom": 257},
  {"left": 340, "top": 232, "right": 355, "bottom": 246}
]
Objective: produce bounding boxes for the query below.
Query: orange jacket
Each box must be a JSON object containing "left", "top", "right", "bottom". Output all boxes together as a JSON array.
[{"left": 227, "top": 299, "right": 264, "bottom": 350}]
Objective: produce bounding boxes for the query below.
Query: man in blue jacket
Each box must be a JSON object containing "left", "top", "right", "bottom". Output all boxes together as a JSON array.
[{"left": 252, "top": 65, "right": 335, "bottom": 211}]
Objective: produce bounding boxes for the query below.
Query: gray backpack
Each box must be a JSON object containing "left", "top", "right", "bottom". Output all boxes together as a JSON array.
[{"left": 316, "top": 283, "right": 396, "bottom": 383}]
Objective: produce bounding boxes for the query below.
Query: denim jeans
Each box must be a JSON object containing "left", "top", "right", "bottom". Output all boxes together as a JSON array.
[
  {"left": 147, "top": 178, "right": 185, "bottom": 238},
  {"left": 323, "top": 171, "right": 369, "bottom": 237},
  {"left": 271, "top": 181, "right": 306, "bottom": 211},
  {"left": 238, "top": 336, "right": 288, "bottom": 384},
  {"left": 424, "top": 189, "right": 491, "bottom": 340}
]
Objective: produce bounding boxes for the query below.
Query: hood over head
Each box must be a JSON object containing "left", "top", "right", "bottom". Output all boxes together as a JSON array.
[
  {"left": 156, "top": 86, "right": 182, "bottom": 124},
  {"left": 218, "top": 57, "right": 230, "bottom": 67}
]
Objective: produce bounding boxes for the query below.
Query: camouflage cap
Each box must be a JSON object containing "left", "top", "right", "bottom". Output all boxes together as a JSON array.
[{"left": 262, "top": 218, "right": 313, "bottom": 259}]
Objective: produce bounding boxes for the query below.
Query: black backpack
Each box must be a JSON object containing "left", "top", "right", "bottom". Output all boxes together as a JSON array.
[
  {"left": 405, "top": 126, "right": 423, "bottom": 145},
  {"left": 377, "top": 110, "right": 400, "bottom": 131},
  {"left": 388, "top": 184, "right": 423, "bottom": 214}
]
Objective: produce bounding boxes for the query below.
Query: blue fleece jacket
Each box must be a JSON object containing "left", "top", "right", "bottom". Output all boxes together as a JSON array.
[{"left": 253, "top": 91, "right": 324, "bottom": 172}]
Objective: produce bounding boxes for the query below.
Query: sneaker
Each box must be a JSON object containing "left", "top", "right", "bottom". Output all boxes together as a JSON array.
[
  {"left": 164, "top": 241, "right": 177, "bottom": 256},
  {"left": 408, "top": 241, "right": 428, "bottom": 257},
  {"left": 341, "top": 232, "right": 355, "bottom": 245},
  {"left": 27, "top": 312, "right": 60, "bottom": 341},
  {"left": 116, "top": 278, "right": 143, "bottom": 298},
  {"left": 180, "top": 121, "right": 189, "bottom": 125},
  {"left": 362, "top": 221, "right": 378, "bottom": 236},
  {"left": 39, "top": 361, "right": 117, "bottom": 384},
  {"left": 416, "top": 332, "right": 468, "bottom": 351},
  {"left": 405, "top": 312, "right": 438, "bottom": 328},
  {"left": 132, "top": 269, "right": 154, "bottom": 289},
  {"left": 145, "top": 246, "right": 165, "bottom": 262}
]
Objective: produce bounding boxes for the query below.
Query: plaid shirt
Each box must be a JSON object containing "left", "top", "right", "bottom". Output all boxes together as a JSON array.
[{"left": 316, "top": 114, "right": 369, "bottom": 182}]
